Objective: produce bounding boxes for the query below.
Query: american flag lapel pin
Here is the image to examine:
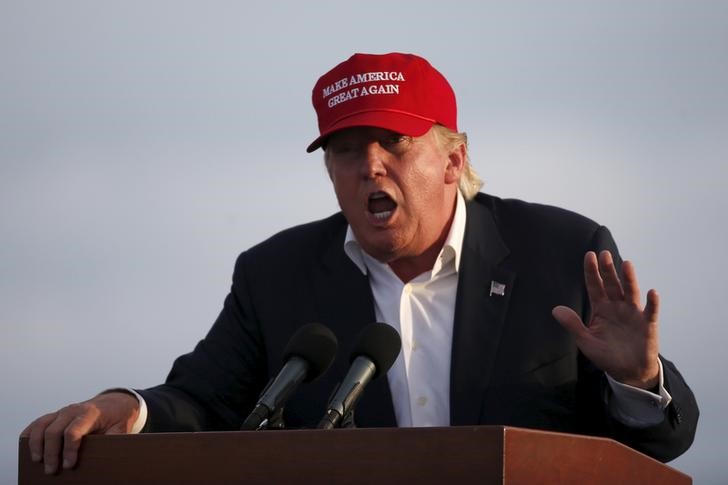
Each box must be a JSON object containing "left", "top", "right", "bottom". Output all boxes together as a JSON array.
[{"left": 490, "top": 280, "right": 506, "bottom": 296}]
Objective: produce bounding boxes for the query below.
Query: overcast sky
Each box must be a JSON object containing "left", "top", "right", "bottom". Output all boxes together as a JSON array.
[{"left": 2, "top": 1, "right": 727, "bottom": 483}]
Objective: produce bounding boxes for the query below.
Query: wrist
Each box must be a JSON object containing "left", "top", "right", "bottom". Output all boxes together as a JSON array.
[
  {"left": 609, "top": 360, "right": 660, "bottom": 390},
  {"left": 96, "top": 388, "right": 143, "bottom": 433}
]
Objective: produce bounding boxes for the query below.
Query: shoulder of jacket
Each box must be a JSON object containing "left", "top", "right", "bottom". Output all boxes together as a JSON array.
[
  {"left": 235, "top": 212, "right": 346, "bottom": 266},
  {"left": 471, "top": 192, "right": 600, "bottom": 234}
]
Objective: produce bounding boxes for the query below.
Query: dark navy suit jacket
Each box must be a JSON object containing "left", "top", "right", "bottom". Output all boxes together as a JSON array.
[{"left": 138, "top": 192, "right": 698, "bottom": 462}]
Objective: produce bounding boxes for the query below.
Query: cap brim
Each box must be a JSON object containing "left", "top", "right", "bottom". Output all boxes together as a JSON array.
[{"left": 306, "top": 110, "right": 435, "bottom": 153}]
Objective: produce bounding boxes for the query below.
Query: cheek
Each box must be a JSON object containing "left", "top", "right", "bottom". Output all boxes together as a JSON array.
[
  {"left": 330, "top": 173, "right": 357, "bottom": 211},
  {"left": 404, "top": 164, "right": 445, "bottom": 200}
]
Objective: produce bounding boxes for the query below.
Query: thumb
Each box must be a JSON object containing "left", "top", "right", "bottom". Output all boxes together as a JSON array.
[{"left": 552, "top": 305, "right": 587, "bottom": 339}]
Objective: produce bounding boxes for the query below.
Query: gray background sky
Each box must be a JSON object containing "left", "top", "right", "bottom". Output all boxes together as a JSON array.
[{"left": 2, "top": 1, "right": 726, "bottom": 483}]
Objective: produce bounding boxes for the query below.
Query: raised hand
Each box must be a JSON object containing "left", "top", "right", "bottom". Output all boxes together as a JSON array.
[
  {"left": 552, "top": 250, "right": 660, "bottom": 390},
  {"left": 21, "top": 391, "right": 140, "bottom": 475}
]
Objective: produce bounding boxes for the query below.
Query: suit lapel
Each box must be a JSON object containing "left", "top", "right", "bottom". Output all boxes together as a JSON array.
[
  {"left": 312, "top": 219, "right": 397, "bottom": 427},
  {"left": 450, "top": 199, "right": 516, "bottom": 425}
]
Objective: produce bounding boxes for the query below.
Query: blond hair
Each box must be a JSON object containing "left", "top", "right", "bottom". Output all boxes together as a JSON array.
[{"left": 430, "top": 124, "right": 483, "bottom": 200}]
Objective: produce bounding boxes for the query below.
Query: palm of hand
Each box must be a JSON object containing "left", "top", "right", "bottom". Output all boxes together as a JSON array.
[{"left": 552, "top": 250, "right": 660, "bottom": 390}]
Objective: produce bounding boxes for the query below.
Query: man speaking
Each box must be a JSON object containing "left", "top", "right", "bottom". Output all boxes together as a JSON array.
[{"left": 23, "top": 52, "right": 698, "bottom": 475}]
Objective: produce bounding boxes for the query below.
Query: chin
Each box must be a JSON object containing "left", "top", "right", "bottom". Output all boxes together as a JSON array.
[{"left": 358, "top": 238, "right": 399, "bottom": 262}]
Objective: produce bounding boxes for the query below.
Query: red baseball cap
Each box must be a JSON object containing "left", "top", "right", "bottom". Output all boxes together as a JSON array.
[{"left": 306, "top": 52, "right": 458, "bottom": 152}]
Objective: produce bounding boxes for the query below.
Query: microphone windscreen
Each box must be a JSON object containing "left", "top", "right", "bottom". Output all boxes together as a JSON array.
[
  {"left": 283, "top": 322, "right": 338, "bottom": 382},
  {"left": 352, "top": 322, "right": 401, "bottom": 378}
]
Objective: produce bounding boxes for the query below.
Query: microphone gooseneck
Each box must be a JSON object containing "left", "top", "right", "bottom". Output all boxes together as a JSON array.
[
  {"left": 318, "top": 322, "right": 401, "bottom": 430},
  {"left": 241, "top": 322, "right": 337, "bottom": 430}
]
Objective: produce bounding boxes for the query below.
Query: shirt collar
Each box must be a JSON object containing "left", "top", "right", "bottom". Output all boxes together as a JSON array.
[{"left": 344, "top": 190, "right": 467, "bottom": 277}]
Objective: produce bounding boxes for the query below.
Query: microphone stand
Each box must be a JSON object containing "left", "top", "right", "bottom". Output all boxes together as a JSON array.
[{"left": 255, "top": 407, "right": 286, "bottom": 430}]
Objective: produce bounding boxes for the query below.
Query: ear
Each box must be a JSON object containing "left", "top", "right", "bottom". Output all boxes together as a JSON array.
[{"left": 444, "top": 143, "right": 466, "bottom": 185}]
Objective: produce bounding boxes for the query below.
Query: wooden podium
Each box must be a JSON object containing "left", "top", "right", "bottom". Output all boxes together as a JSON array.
[{"left": 18, "top": 426, "right": 691, "bottom": 484}]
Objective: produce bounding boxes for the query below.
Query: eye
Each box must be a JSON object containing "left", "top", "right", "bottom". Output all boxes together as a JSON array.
[
  {"left": 386, "top": 134, "right": 409, "bottom": 144},
  {"left": 327, "top": 140, "right": 355, "bottom": 155},
  {"left": 381, "top": 133, "right": 412, "bottom": 151}
]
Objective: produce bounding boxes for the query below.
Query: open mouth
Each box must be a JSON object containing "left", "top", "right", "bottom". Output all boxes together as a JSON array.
[{"left": 367, "top": 191, "right": 397, "bottom": 221}]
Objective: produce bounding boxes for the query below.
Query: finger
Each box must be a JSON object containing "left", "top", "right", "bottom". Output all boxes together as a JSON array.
[
  {"left": 42, "top": 418, "right": 70, "bottom": 474},
  {"left": 27, "top": 413, "right": 57, "bottom": 463},
  {"left": 598, "top": 250, "right": 624, "bottom": 300},
  {"left": 644, "top": 289, "right": 660, "bottom": 323},
  {"left": 621, "top": 260, "right": 642, "bottom": 307},
  {"left": 552, "top": 306, "right": 589, "bottom": 339},
  {"left": 62, "top": 409, "right": 99, "bottom": 470},
  {"left": 583, "top": 251, "right": 607, "bottom": 305},
  {"left": 42, "top": 405, "right": 90, "bottom": 474}
]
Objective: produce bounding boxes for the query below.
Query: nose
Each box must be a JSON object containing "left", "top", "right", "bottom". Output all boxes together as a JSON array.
[{"left": 360, "top": 141, "right": 387, "bottom": 179}]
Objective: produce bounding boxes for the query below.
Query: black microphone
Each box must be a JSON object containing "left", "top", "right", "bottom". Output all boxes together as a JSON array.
[
  {"left": 317, "top": 322, "right": 401, "bottom": 430},
  {"left": 241, "top": 322, "right": 337, "bottom": 430}
]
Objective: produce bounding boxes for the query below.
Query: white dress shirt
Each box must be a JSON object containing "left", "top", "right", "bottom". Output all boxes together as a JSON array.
[{"left": 344, "top": 190, "right": 467, "bottom": 426}]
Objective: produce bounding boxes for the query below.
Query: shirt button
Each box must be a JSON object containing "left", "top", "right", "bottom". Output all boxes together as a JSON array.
[
  {"left": 403, "top": 285, "right": 412, "bottom": 295},
  {"left": 411, "top": 341, "right": 418, "bottom": 351},
  {"left": 416, "top": 396, "right": 428, "bottom": 407}
]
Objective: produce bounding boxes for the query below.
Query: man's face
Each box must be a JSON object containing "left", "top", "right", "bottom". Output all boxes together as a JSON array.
[{"left": 326, "top": 126, "right": 463, "bottom": 266}]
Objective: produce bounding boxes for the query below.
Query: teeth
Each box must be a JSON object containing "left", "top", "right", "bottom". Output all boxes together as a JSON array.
[
  {"left": 373, "top": 211, "right": 392, "bottom": 220},
  {"left": 370, "top": 192, "right": 387, "bottom": 200}
]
